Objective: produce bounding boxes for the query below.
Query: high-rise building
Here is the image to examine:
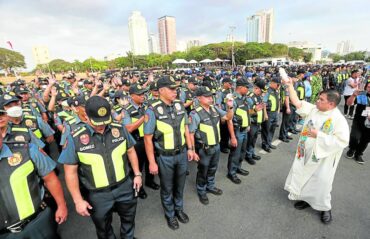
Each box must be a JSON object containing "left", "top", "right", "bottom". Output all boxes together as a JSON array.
[
  {"left": 187, "top": 40, "right": 201, "bottom": 50},
  {"left": 246, "top": 8, "right": 274, "bottom": 43},
  {"left": 336, "top": 40, "right": 353, "bottom": 55},
  {"left": 128, "top": 11, "right": 149, "bottom": 55},
  {"left": 32, "top": 46, "right": 50, "bottom": 65},
  {"left": 158, "top": 16, "right": 176, "bottom": 54},
  {"left": 148, "top": 33, "right": 160, "bottom": 54}
]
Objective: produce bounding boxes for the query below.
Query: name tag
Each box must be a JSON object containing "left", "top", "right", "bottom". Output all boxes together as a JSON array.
[
  {"left": 177, "top": 111, "right": 185, "bottom": 115},
  {"left": 159, "top": 115, "right": 168, "bottom": 119},
  {"left": 80, "top": 144, "right": 95, "bottom": 151}
]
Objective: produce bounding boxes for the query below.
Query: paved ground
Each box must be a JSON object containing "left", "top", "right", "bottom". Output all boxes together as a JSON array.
[{"left": 58, "top": 109, "right": 370, "bottom": 239}]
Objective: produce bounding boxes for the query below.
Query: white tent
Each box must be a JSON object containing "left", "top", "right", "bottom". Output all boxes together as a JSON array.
[
  {"left": 200, "top": 59, "right": 214, "bottom": 63},
  {"left": 188, "top": 59, "right": 198, "bottom": 64},
  {"left": 214, "top": 58, "right": 223, "bottom": 62},
  {"left": 172, "top": 59, "right": 188, "bottom": 64}
]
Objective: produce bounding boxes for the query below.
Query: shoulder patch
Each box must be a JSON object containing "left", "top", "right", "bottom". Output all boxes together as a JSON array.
[{"left": 151, "top": 101, "right": 161, "bottom": 107}]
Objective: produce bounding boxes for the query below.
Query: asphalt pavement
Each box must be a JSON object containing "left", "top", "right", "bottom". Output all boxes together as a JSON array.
[{"left": 58, "top": 106, "right": 370, "bottom": 239}]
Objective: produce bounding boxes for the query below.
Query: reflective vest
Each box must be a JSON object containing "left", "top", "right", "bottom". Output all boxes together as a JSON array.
[
  {"left": 4, "top": 120, "right": 31, "bottom": 143},
  {"left": 0, "top": 143, "right": 42, "bottom": 230},
  {"left": 125, "top": 104, "right": 145, "bottom": 140},
  {"left": 151, "top": 100, "right": 186, "bottom": 150},
  {"left": 23, "top": 115, "right": 43, "bottom": 139},
  {"left": 72, "top": 123, "right": 129, "bottom": 190},
  {"left": 296, "top": 81, "right": 305, "bottom": 100},
  {"left": 337, "top": 74, "right": 343, "bottom": 83},
  {"left": 233, "top": 96, "right": 250, "bottom": 128},
  {"left": 250, "top": 94, "right": 264, "bottom": 124},
  {"left": 184, "top": 88, "right": 195, "bottom": 112},
  {"left": 194, "top": 106, "right": 220, "bottom": 146},
  {"left": 266, "top": 88, "right": 279, "bottom": 112},
  {"left": 57, "top": 110, "right": 73, "bottom": 123}
]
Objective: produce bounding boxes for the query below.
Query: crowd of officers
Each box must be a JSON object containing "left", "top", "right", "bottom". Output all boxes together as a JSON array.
[{"left": 0, "top": 63, "right": 368, "bottom": 238}]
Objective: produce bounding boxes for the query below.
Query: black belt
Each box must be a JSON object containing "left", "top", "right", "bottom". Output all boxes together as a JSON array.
[
  {"left": 0, "top": 207, "right": 44, "bottom": 234},
  {"left": 157, "top": 146, "right": 185, "bottom": 156}
]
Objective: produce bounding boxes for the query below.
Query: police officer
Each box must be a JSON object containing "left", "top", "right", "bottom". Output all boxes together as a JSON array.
[
  {"left": 219, "top": 78, "right": 234, "bottom": 153},
  {"left": 245, "top": 80, "right": 265, "bottom": 165},
  {"left": 59, "top": 96, "right": 142, "bottom": 239},
  {"left": 122, "top": 84, "right": 160, "bottom": 199},
  {"left": 0, "top": 121, "right": 67, "bottom": 239},
  {"left": 189, "top": 86, "right": 233, "bottom": 205},
  {"left": 227, "top": 79, "right": 252, "bottom": 184},
  {"left": 279, "top": 83, "right": 293, "bottom": 143},
  {"left": 180, "top": 76, "right": 198, "bottom": 114},
  {"left": 261, "top": 77, "right": 281, "bottom": 152},
  {"left": 144, "top": 76, "right": 198, "bottom": 230}
]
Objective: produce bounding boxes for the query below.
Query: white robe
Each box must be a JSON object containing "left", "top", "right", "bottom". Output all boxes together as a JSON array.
[{"left": 284, "top": 101, "right": 349, "bottom": 211}]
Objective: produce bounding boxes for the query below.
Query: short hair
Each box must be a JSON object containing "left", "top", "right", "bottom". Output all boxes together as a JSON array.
[
  {"left": 319, "top": 89, "right": 341, "bottom": 106},
  {"left": 351, "top": 69, "right": 359, "bottom": 75}
]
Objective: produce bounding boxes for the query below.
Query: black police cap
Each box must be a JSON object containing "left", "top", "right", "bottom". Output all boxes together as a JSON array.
[
  {"left": 129, "top": 84, "right": 148, "bottom": 95},
  {"left": 157, "top": 76, "right": 178, "bottom": 89},
  {"left": 195, "top": 86, "right": 213, "bottom": 97},
  {"left": 85, "top": 96, "right": 112, "bottom": 126}
]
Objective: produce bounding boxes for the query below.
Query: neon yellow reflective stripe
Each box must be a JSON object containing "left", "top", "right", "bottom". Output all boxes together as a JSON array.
[
  {"left": 235, "top": 108, "right": 249, "bottom": 127},
  {"left": 34, "top": 129, "right": 42, "bottom": 139},
  {"left": 10, "top": 160, "right": 36, "bottom": 220},
  {"left": 24, "top": 115, "right": 36, "bottom": 119},
  {"left": 180, "top": 117, "right": 185, "bottom": 146},
  {"left": 269, "top": 95, "right": 277, "bottom": 111},
  {"left": 297, "top": 87, "right": 304, "bottom": 99},
  {"left": 111, "top": 140, "right": 127, "bottom": 182},
  {"left": 132, "top": 117, "right": 144, "bottom": 137},
  {"left": 12, "top": 128, "right": 28, "bottom": 132},
  {"left": 199, "top": 123, "right": 216, "bottom": 145},
  {"left": 77, "top": 153, "right": 109, "bottom": 188},
  {"left": 217, "top": 121, "right": 220, "bottom": 142},
  {"left": 257, "top": 110, "right": 263, "bottom": 123},
  {"left": 73, "top": 127, "right": 86, "bottom": 137},
  {"left": 186, "top": 100, "right": 193, "bottom": 109},
  {"left": 157, "top": 121, "right": 174, "bottom": 149}
]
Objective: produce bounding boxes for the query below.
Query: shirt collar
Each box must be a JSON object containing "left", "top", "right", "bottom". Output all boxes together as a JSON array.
[{"left": 0, "top": 144, "right": 13, "bottom": 159}]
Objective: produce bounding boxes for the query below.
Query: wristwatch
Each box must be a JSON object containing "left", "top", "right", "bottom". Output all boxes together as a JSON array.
[{"left": 134, "top": 173, "right": 142, "bottom": 177}]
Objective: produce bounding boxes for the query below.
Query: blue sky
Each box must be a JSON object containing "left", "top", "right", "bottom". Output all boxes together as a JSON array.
[{"left": 0, "top": 0, "right": 369, "bottom": 69}]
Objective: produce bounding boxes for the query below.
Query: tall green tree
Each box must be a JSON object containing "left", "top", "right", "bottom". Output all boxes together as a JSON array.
[{"left": 0, "top": 47, "right": 26, "bottom": 73}]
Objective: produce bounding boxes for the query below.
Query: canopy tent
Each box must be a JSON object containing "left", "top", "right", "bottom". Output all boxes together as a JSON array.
[
  {"left": 172, "top": 59, "right": 189, "bottom": 64},
  {"left": 199, "top": 59, "right": 214, "bottom": 63},
  {"left": 188, "top": 59, "right": 198, "bottom": 64},
  {"left": 214, "top": 58, "right": 223, "bottom": 62}
]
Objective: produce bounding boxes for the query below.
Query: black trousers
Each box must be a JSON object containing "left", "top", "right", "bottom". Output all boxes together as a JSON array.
[
  {"left": 344, "top": 95, "right": 356, "bottom": 116},
  {"left": 196, "top": 145, "right": 221, "bottom": 195},
  {"left": 246, "top": 123, "right": 260, "bottom": 159},
  {"left": 134, "top": 139, "right": 155, "bottom": 185},
  {"left": 87, "top": 178, "right": 137, "bottom": 239},
  {"left": 349, "top": 118, "right": 370, "bottom": 157},
  {"left": 279, "top": 107, "right": 291, "bottom": 140},
  {"left": 220, "top": 121, "right": 230, "bottom": 150},
  {"left": 261, "top": 111, "right": 279, "bottom": 148},
  {"left": 0, "top": 207, "right": 58, "bottom": 239}
]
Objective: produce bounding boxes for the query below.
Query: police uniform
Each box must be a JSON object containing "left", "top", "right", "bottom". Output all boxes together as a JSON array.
[
  {"left": 188, "top": 87, "right": 227, "bottom": 204},
  {"left": 59, "top": 96, "right": 139, "bottom": 239},
  {"left": 219, "top": 78, "right": 234, "bottom": 153},
  {"left": 278, "top": 84, "right": 292, "bottom": 142},
  {"left": 122, "top": 84, "right": 160, "bottom": 198},
  {"left": 227, "top": 79, "right": 252, "bottom": 184},
  {"left": 245, "top": 81, "right": 265, "bottom": 164},
  {"left": 144, "top": 76, "right": 190, "bottom": 229},
  {"left": 261, "top": 77, "right": 281, "bottom": 151},
  {"left": 0, "top": 141, "right": 59, "bottom": 239}
]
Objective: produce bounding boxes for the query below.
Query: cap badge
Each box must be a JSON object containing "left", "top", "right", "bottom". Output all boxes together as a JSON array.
[{"left": 98, "top": 107, "right": 107, "bottom": 117}]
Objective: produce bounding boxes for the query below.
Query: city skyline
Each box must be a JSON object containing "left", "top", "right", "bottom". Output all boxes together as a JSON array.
[{"left": 0, "top": 0, "right": 368, "bottom": 69}]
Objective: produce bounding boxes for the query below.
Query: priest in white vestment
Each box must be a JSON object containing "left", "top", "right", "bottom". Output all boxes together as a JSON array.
[{"left": 282, "top": 75, "right": 349, "bottom": 224}]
